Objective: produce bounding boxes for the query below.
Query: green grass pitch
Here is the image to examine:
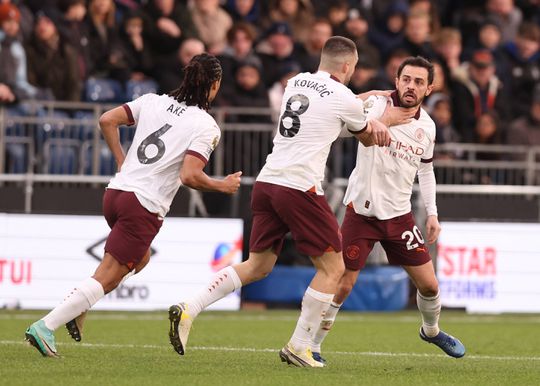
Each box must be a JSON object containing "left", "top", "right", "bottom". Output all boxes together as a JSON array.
[{"left": 1, "top": 310, "right": 539, "bottom": 385}]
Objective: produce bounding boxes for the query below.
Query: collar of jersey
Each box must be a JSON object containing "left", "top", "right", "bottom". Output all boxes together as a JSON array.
[
  {"left": 390, "top": 91, "right": 421, "bottom": 120},
  {"left": 316, "top": 70, "right": 340, "bottom": 83}
]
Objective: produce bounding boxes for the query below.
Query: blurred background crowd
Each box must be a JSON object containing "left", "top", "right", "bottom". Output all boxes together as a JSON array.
[{"left": 1, "top": 0, "right": 540, "bottom": 150}]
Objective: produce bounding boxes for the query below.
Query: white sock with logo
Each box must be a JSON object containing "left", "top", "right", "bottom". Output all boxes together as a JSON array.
[
  {"left": 289, "top": 287, "right": 334, "bottom": 353},
  {"left": 311, "top": 301, "right": 342, "bottom": 352},
  {"left": 42, "top": 277, "right": 104, "bottom": 331},
  {"left": 417, "top": 290, "right": 441, "bottom": 337},
  {"left": 186, "top": 266, "right": 242, "bottom": 319}
]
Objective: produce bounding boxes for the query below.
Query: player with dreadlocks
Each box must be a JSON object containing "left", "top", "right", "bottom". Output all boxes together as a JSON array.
[{"left": 25, "top": 53, "right": 242, "bottom": 358}]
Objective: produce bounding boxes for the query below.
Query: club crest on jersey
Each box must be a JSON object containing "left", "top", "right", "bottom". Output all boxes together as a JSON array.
[
  {"left": 364, "top": 100, "right": 374, "bottom": 109},
  {"left": 211, "top": 135, "right": 219, "bottom": 150},
  {"left": 415, "top": 128, "right": 425, "bottom": 141}
]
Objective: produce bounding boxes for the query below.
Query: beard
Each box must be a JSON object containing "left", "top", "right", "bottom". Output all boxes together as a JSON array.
[{"left": 398, "top": 90, "right": 424, "bottom": 108}]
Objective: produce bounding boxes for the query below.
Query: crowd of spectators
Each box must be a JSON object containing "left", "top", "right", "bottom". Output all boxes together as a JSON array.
[{"left": 1, "top": 0, "right": 540, "bottom": 151}]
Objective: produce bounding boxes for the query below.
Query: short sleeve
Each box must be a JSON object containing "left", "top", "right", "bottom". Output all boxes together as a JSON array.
[
  {"left": 186, "top": 120, "right": 221, "bottom": 165},
  {"left": 363, "top": 95, "right": 388, "bottom": 120},
  {"left": 124, "top": 94, "right": 152, "bottom": 126},
  {"left": 338, "top": 91, "right": 368, "bottom": 133}
]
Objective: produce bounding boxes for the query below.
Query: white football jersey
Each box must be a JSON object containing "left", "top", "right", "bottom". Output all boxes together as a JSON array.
[
  {"left": 343, "top": 93, "right": 436, "bottom": 219},
  {"left": 108, "top": 94, "right": 221, "bottom": 217},
  {"left": 257, "top": 71, "right": 368, "bottom": 194}
]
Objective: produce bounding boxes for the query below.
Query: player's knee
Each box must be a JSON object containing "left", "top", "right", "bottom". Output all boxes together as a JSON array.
[
  {"left": 417, "top": 282, "right": 439, "bottom": 298},
  {"left": 338, "top": 277, "right": 355, "bottom": 298}
]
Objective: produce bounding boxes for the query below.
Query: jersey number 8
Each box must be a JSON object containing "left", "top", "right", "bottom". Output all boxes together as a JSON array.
[{"left": 279, "top": 94, "right": 309, "bottom": 138}]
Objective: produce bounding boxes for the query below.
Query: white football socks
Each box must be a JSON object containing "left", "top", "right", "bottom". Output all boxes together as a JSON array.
[
  {"left": 186, "top": 266, "right": 242, "bottom": 319},
  {"left": 42, "top": 277, "right": 104, "bottom": 331},
  {"left": 289, "top": 287, "right": 334, "bottom": 353},
  {"left": 417, "top": 290, "right": 441, "bottom": 337},
  {"left": 311, "top": 301, "right": 342, "bottom": 352}
]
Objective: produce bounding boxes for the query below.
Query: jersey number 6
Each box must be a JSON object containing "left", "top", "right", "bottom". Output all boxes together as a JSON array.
[
  {"left": 279, "top": 94, "right": 309, "bottom": 138},
  {"left": 137, "top": 123, "right": 172, "bottom": 164}
]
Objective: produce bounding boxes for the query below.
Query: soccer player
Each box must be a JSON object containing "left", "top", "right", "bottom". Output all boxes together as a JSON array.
[
  {"left": 167, "top": 36, "right": 392, "bottom": 368},
  {"left": 24, "top": 53, "right": 242, "bottom": 357},
  {"left": 310, "top": 56, "right": 466, "bottom": 364}
]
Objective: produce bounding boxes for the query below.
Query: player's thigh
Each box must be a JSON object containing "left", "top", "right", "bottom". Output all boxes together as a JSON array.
[
  {"left": 105, "top": 191, "right": 162, "bottom": 270},
  {"left": 341, "top": 207, "right": 379, "bottom": 270},
  {"left": 380, "top": 212, "right": 431, "bottom": 267},
  {"left": 249, "top": 182, "right": 289, "bottom": 255},
  {"left": 275, "top": 188, "right": 341, "bottom": 257},
  {"left": 402, "top": 260, "right": 439, "bottom": 296}
]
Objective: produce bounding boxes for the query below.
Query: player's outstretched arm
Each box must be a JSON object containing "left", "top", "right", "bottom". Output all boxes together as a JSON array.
[
  {"left": 180, "top": 154, "right": 242, "bottom": 194},
  {"left": 354, "top": 118, "right": 391, "bottom": 147},
  {"left": 99, "top": 106, "right": 130, "bottom": 171}
]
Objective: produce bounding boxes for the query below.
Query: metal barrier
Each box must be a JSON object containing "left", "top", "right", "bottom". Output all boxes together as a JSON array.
[{"left": 2, "top": 101, "right": 540, "bottom": 216}]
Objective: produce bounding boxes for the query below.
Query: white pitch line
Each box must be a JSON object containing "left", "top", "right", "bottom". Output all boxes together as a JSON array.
[
  {"left": 2, "top": 313, "right": 540, "bottom": 324},
  {"left": 2, "top": 340, "right": 539, "bottom": 362}
]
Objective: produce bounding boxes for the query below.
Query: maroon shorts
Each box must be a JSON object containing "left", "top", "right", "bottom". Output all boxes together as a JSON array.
[
  {"left": 341, "top": 206, "right": 431, "bottom": 270},
  {"left": 103, "top": 189, "right": 162, "bottom": 269},
  {"left": 249, "top": 181, "right": 341, "bottom": 257}
]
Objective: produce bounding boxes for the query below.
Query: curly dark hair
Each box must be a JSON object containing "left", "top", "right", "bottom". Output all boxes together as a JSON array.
[{"left": 168, "top": 53, "right": 222, "bottom": 111}]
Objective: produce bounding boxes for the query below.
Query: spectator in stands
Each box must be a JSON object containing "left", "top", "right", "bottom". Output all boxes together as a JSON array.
[
  {"left": 56, "top": 0, "right": 91, "bottom": 81},
  {"left": 26, "top": 10, "right": 81, "bottom": 101},
  {"left": 425, "top": 93, "right": 460, "bottom": 145},
  {"left": 265, "top": 0, "right": 315, "bottom": 44},
  {"left": 325, "top": 0, "right": 348, "bottom": 36},
  {"left": 217, "top": 56, "right": 270, "bottom": 122},
  {"left": 348, "top": 54, "right": 380, "bottom": 94},
  {"left": 507, "top": 83, "right": 540, "bottom": 146},
  {"left": 461, "top": 111, "right": 504, "bottom": 184},
  {"left": 116, "top": 10, "right": 154, "bottom": 83},
  {"left": 452, "top": 49, "right": 511, "bottom": 139},
  {"left": 367, "top": 0, "right": 408, "bottom": 60},
  {"left": 189, "top": 0, "right": 233, "bottom": 55},
  {"left": 256, "top": 22, "right": 302, "bottom": 88},
  {"left": 225, "top": 0, "right": 262, "bottom": 26},
  {"left": 85, "top": 0, "right": 123, "bottom": 79},
  {"left": 432, "top": 28, "right": 464, "bottom": 80},
  {"left": 142, "top": 0, "right": 198, "bottom": 67},
  {"left": 1, "top": 0, "right": 33, "bottom": 41},
  {"left": 218, "top": 22, "right": 261, "bottom": 95},
  {"left": 400, "top": 10, "right": 436, "bottom": 60},
  {"left": 0, "top": 3, "right": 36, "bottom": 103},
  {"left": 342, "top": 8, "right": 379, "bottom": 69},
  {"left": 502, "top": 22, "right": 540, "bottom": 119},
  {"left": 485, "top": 0, "right": 522, "bottom": 43},
  {"left": 295, "top": 18, "right": 332, "bottom": 73},
  {"left": 409, "top": 0, "right": 440, "bottom": 35},
  {"left": 155, "top": 37, "right": 205, "bottom": 94},
  {"left": 464, "top": 17, "right": 508, "bottom": 82},
  {"left": 369, "top": 48, "right": 410, "bottom": 90}
]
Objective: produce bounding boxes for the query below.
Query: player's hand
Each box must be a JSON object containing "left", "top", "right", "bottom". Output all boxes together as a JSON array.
[
  {"left": 368, "top": 118, "right": 391, "bottom": 146},
  {"left": 425, "top": 215, "right": 441, "bottom": 244},
  {"left": 222, "top": 171, "right": 242, "bottom": 194},
  {"left": 381, "top": 100, "right": 416, "bottom": 127},
  {"left": 356, "top": 90, "right": 392, "bottom": 101}
]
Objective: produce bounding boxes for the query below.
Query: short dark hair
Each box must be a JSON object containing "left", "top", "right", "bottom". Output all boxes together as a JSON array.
[
  {"left": 168, "top": 53, "right": 222, "bottom": 111},
  {"left": 397, "top": 56, "right": 434, "bottom": 85},
  {"left": 321, "top": 36, "right": 357, "bottom": 58}
]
